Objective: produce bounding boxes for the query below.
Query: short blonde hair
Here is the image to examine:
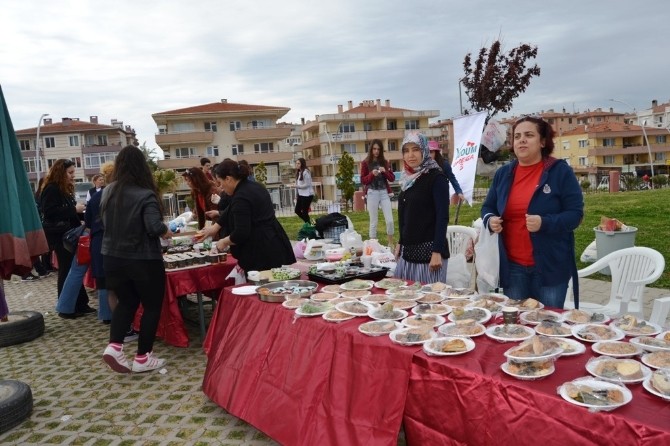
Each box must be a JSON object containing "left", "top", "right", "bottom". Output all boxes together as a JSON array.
[{"left": 100, "top": 161, "right": 115, "bottom": 178}]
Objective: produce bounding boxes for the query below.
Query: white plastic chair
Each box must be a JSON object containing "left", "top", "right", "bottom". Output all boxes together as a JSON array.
[
  {"left": 649, "top": 296, "right": 670, "bottom": 328},
  {"left": 446, "top": 226, "right": 478, "bottom": 287},
  {"left": 564, "top": 247, "right": 665, "bottom": 319}
]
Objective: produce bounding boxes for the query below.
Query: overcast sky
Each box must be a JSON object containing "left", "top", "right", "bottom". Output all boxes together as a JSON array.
[{"left": 1, "top": 0, "right": 668, "bottom": 155}]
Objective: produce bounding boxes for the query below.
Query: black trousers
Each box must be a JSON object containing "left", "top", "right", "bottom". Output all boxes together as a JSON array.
[{"left": 295, "top": 195, "right": 313, "bottom": 223}]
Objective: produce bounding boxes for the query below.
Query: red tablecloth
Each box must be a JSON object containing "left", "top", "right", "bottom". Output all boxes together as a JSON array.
[
  {"left": 203, "top": 288, "right": 416, "bottom": 446},
  {"left": 146, "top": 257, "right": 237, "bottom": 347}
]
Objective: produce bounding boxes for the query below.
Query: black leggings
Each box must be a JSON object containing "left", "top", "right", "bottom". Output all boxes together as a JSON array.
[
  {"left": 295, "top": 195, "right": 313, "bottom": 223},
  {"left": 105, "top": 258, "right": 166, "bottom": 355}
]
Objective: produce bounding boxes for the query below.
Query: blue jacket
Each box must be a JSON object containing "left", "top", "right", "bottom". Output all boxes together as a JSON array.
[
  {"left": 481, "top": 157, "right": 584, "bottom": 307},
  {"left": 442, "top": 161, "right": 463, "bottom": 195}
]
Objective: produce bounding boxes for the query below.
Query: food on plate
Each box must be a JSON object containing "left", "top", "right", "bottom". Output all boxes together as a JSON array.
[
  {"left": 443, "top": 288, "right": 477, "bottom": 298},
  {"left": 417, "top": 293, "right": 444, "bottom": 304},
  {"left": 369, "top": 303, "right": 403, "bottom": 320},
  {"left": 437, "top": 338, "right": 467, "bottom": 353},
  {"left": 651, "top": 370, "right": 670, "bottom": 395},
  {"left": 506, "top": 336, "right": 561, "bottom": 358},
  {"left": 590, "top": 358, "right": 644, "bottom": 381},
  {"left": 554, "top": 338, "right": 583, "bottom": 355},
  {"left": 257, "top": 282, "right": 317, "bottom": 298},
  {"left": 634, "top": 336, "right": 670, "bottom": 348},
  {"left": 361, "top": 294, "right": 388, "bottom": 304},
  {"left": 643, "top": 351, "right": 670, "bottom": 369},
  {"left": 508, "top": 298, "right": 541, "bottom": 310},
  {"left": 359, "top": 320, "right": 399, "bottom": 335},
  {"left": 391, "top": 328, "right": 433, "bottom": 344},
  {"left": 311, "top": 292, "right": 340, "bottom": 301},
  {"left": 593, "top": 341, "right": 640, "bottom": 356},
  {"left": 374, "top": 278, "right": 407, "bottom": 289},
  {"left": 475, "top": 293, "right": 508, "bottom": 303},
  {"left": 439, "top": 321, "right": 486, "bottom": 337},
  {"left": 490, "top": 324, "right": 532, "bottom": 339},
  {"left": 413, "top": 303, "right": 450, "bottom": 316},
  {"left": 403, "top": 314, "right": 444, "bottom": 329},
  {"left": 574, "top": 324, "right": 621, "bottom": 341},
  {"left": 535, "top": 321, "right": 572, "bottom": 336},
  {"left": 506, "top": 358, "right": 553, "bottom": 376},
  {"left": 335, "top": 301, "right": 371, "bottom": 316},
  {"left": 340, "top": 279, "right": 374, "bottom": 290},
  {"left": 563, "top": 309, "right": 607, "bottom": 324},
  {"left": 612, "top": 314, "right": 659, "bottom": 335},
  {"left": 521, "top": 309, "right": 562, "bottom": 324},
  {"left": 387, "top": 289, "right": 423, "bottom": 301},
  {"left": 297, "top": 301, "right": 330, "bottom": 315},
  {"left": 563, "top": 383, "right": 625, "bottom": 406},
  {"left": 450, "top": 307, "right": 489, "bottom": 323},
  {"left": 271, "top": 267, "right": 301, "bottom": 281},
  {"left": 424, "top": 282, "right": 449, "bottom": 292},
  {"left": 321, "top": 284, "right": 344, "bottom": 293},
  {"left": 322, "top": 309, "right": 354, "bottom": 322},
  {"left": 340, "top": 290, "right": 371, "bottom": 299},
  {"left": 445, "top": 299, "right": 471, "bottom": 309},
  {"left": 282, "top": 298, "right": 309, "bottom": 309},
  {"left": 388, "top": 300, "right": 418, "bottom": 310},
  {"left": 468, "top": 298, "right": 501, "bottom": 312}
]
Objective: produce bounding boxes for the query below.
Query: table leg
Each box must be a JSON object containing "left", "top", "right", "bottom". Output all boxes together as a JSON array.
[{"left": 196, "top": 292, "right": 206, "bottom": 343}]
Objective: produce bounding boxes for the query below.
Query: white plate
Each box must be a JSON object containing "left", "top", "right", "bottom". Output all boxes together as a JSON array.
[
  {"left": 386, "top": 289, "right": 424, "bottom": 301},
  {"left": 360, "top": 294, "right": 388, "bottom": 304},
  {"left": 553, "top": 338, "right": 587, "bottom": 357},
  {"left": 486, "top": 324, "right": 535, "bottom": 342},
  {"left": 402, "top": 314, "right": 446, "bottom": 329},
  {"left": 520, "top": 310, "right": 563, "bottom": 325},
  {"left": 640, "top": 351, "right": 670, "bottom": 369},
  {"left": 335, "top": 301, "right": 375, "bottom": 316},
  {"left": 571, "top": 324, "right": 625, "bottom": 343},
  {"left": 559, "top": 378, "right": 632, "bottom": 410},
  {"left": 506, "top": 298, "right": 545, "bottom": 311},
  {"left": 417, "top": 293, "right": 445, "bottom": 304},
  {"left": 441, "top": 288, "right": 477, "bottom": 299},
  {"left": 534, "top": 322, "right": 573, "bottom": 338},
  {"left": 295, "top": 306, "right": 329, "bottom": 317},
  {"left": 465, "top": 299, "right": 502, "bottom": 312},
  {"left": 412, "top": 303, "right": 452, "bottom": 317},
  {"left": 339, "top": 290, "right": 372, "bottom": 299},
  {"left": 310, "top": 292, "right": 340, "bottom": 301},
  {"left": 424, "top": 337, "right": 475, "bottom": 356},
  {"left": 322, "top": 309, "right": 355, "bottom": 323},
  {"left": 501, "top": 361, "right": 555, "bottom": 380},
  {"left": 504, "top": 343, "right": 564, "bottom": 362},
  {"left": 643, "top": 373, "right": 670, "bottom": 400},
  {"left": 561, "top": 310, "right": 610, "bottom": 325},
  {"left": 592, "top": 341, "right": 643, "bottom": 358},
  {"left": 282, "top": 298, "right": 309, "bottom": 309},
  {"left": 611, "top": 320, "right": 663, "bottom": 337},
  {"left": 447, "top": 307, "right": 492, "bottom": 324},
  {"left": 231, "top": 285, "right": 259, "bottom": 296},
  {"left": 358, "top": 320, "right": 402, "bottom": 336},
  {"left": 630, "top": 336, "right": 670, "bottom": 352},
  {"left": 656, "top": 331, "right": 670, "bottom": 341},
  {"left": 368, "top": 308, "right": 408, "bottom": 321},
  {"left": 389, "top": 328, "right": 436, "bottom": 346},
  {"left": 586, "top": 358, "right": 652, "bottom": 384},
  {"left": 321, "top": 284, "right": 345, "bottom": 293},
  {"left": 438, "top": 322, "right": 486, "bottom": 338},
  {"left": 374, "top": 278, "right": 407, "bottom": 289},
  {"left": 339, "top": 280, "right": 374, "bottom": 291}
]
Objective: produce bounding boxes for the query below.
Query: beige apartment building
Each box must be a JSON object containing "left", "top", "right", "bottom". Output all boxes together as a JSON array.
[
  {"left": 152, "top": 100, "right": 300, "bottom": 209},
  {"left": 298, "top": 99, "right": 440, "bottom": 201},
  {"left": 16, "top": 116, "right": 137, "bottom": 192}
]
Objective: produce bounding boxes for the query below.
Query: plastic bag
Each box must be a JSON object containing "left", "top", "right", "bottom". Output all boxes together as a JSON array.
[
  {"left": 446, "top": 253, "right": 470, "bottom": 288},
  {"left": 580, "top": 240, "right": 597, "bottom": 263},
  {"left": 340, "top": 229, "right": 363, "bottom": 251},
  {"left": 474, "top": 225, "right": 499, "bottom": 292},
  {"left": 297, "top": 222, "right": 318, "bottom": 240},
  {"left": 77, "top": 234, "right": 91, "bottom": 265}
]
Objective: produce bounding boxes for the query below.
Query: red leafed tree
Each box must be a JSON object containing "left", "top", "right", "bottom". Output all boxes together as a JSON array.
[{"left": 462, "top": 40, "right": 541, "bottom": 117}]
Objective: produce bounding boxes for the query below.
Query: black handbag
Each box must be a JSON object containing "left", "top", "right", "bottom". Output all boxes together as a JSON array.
[
  {"left": 42, "top": 219, "right": 71, "bottom": 234},
  {"left": 63, "top": 224, "right": 86, "bottom": 253}
]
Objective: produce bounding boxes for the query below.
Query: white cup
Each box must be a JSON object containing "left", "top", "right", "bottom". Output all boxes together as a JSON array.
[
  {"left": 247, "top": 271, "right": 260, "bottom": 282},
  {"left": 361, "top": 255, "right": 372, "bottom": 269}
]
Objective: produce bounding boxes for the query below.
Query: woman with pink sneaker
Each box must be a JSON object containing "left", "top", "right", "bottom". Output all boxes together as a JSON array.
[{"left": 100, "top": 146, "right": 173, "bottom": 373}]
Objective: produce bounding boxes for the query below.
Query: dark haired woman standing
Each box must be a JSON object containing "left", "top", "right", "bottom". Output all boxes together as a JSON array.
[
  {"left": 361, "top": 139, "right": 395, "bottom": 247},
  {"left": 101, "top": 145, "right": 173, "bottom": 373},
  {"left": 482, "top": 116, "right": 583, "bottom": 308},
  {"left": 39, "top": 159, "right": 92, "bottom": 317},
  {"left": 213, "top": 160, "right": 295, "bottom": 272},
  {"left": 294, "top": 157, "right": 314, "bottom": 223},
  {"left": 181, "top": 167, "right": 218, "bottom": 230}
]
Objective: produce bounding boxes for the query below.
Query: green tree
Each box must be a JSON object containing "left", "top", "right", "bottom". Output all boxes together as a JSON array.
[
  {"left": 335, "top": 152, "right": 356, "bottom": 211},
  {"left": 462, "top": 40, "right": 541, "bottom": 117},
  {"left": 139, "top": 141, "right": 160, "bottom": 172},
  {"left": 255, "top": 161, "right": 267, "bottom": 187}
]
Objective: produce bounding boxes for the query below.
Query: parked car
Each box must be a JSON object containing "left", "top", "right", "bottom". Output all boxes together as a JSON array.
[{"left": 74, "top": 182, "right": 93, "bottom": 203}]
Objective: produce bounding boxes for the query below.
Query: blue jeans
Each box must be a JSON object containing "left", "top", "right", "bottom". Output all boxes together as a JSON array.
[
  {"left": 97, "top": 288, "right": 113, "bottom": 321},
  {"left": 55, "top": 254, "right": 89, "bottom": 314},
  {"left": 505, "top": 261, "right": 568, "bottom": 309}
]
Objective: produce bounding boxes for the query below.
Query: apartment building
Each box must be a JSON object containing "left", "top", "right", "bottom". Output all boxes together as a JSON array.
[
  {"left": 16, "top": 116, "right": 137, "bottom": 191},
  {"left": 627, "top": 99, "right": 670, "bottom": 130},
  {"left": 298, "top": 99, "right": 440, "bottom": 201}
]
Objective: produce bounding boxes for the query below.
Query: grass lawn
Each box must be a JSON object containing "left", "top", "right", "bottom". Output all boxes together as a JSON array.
[{"left": 278, "top": 188, "right": 670, "bottom": 289}]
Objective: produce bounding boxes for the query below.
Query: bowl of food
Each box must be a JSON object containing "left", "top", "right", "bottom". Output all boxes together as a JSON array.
[
  {"left": 256, "top": 280, "right": 318, "bottom": 303},
  {"left": 271, "top": 267, "right": 302, "bottom": 281}
]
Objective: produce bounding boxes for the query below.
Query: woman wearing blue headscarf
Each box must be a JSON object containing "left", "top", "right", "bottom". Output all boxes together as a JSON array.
[{"left": 394, "top": 132, "right": 450, "bottom": 283}]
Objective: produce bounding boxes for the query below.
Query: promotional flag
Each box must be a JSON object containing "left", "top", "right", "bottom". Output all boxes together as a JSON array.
[{"left": 451, "top": 111, "right": 488, "bottom": 204}]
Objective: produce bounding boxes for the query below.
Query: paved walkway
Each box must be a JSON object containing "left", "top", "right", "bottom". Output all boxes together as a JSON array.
[{"left": 1, "top": 274, "right": 668, "bottom": 445}]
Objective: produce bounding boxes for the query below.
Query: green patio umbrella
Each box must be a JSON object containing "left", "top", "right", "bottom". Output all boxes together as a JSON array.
[{"left": 0, "top": 84, "right": 48, "bottom": 279}]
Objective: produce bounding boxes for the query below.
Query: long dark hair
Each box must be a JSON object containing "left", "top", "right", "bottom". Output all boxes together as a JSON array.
[
  {"left": 513, "top": 116, "right": 555, "bottom": 157},
  {"left": 213, "top": 159, "right": 251, "bottom": 181},
  {"left": 182, "top": 167, "right": 213, "bottom": 198},
  {"left": 104, "top": 145, "right": 163, "bottom": 215},
  {"left": 432, "top": 150, "right": 446, "bottom": 167},
  {"left": 365, "top": 139, "right": 386, "bottom": 166},
  {"left": 41, "top": 158, "right": 75, "bottom": 196},
  {"left": 296, "top": 157, "right": 308, "bottom": 181}
]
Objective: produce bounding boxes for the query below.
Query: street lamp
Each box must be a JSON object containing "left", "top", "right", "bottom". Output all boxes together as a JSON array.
[
  {"left": 609, "top": 99, "right": 654, "bottom": 179},
  {"left": 34, "top": 113, "right": 49, "bottom": 187}
]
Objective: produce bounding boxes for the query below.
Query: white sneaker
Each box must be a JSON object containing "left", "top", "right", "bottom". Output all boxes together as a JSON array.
[
  {"left": 131, "top": 352, "right": 166, "bottom": 373},
  {"left": 103, "top": 344, "right": 131, "bottom": 373}
]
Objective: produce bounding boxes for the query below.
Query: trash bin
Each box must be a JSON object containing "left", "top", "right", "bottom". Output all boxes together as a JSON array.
[{"left": 593, "top": 226, "right": 637, "bottom": 275}]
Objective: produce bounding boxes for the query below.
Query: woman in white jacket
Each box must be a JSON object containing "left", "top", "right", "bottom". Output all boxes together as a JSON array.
[{"left": 294, "top": 157, "right": 314, "bottom": 223}]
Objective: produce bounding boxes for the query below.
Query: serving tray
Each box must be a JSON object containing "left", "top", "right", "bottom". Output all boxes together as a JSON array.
[{"left": 308, "top": 266, "right": 389, "bottom": 284}]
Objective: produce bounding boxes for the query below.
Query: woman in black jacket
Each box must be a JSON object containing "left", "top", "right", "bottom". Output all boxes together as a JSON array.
[
  {"left": 212, "top": 160, "right": 295, "bottom": 272},
  {"left": 39, "top": 159, "right": 91, "bottom": 316}
]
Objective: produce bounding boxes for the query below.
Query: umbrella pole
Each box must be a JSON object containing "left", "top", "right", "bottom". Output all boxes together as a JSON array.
[{"left": 453, "top": 199, "right": 463, "bottom": 225}]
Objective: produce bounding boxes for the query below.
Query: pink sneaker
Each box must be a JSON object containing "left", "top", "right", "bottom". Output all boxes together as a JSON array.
[
  {"left": 131, "top": 351, "right": 166, "bottom": 373},
  {"left": 103, "top": 344, "right": 131, "bottom": 373}
]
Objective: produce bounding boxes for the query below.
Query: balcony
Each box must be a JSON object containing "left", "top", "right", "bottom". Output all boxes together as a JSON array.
[
  {"left": 234, "top": 127, "right": 292, "bottom": 141},
  {"left": 238, "top": 151, "right": 294, "bottom": 164},
  {"left": 81, "top": 144, "right": 123, "bottom": 154},
  {"left": 155, "top": 131, "right": 214, "bottom": 145}
]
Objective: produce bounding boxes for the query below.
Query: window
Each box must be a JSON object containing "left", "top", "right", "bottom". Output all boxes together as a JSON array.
[
  {"left": 250, "top": 120, "right": 265, "bottom": 129},
  {"left": 578, "top": 139, "right": 588, "bottom": 148},
  {"left": 656, "top": 135, "right": 667, "bottom": 144},
  {"left": 404, "top": 120, "right": 419, "bottom": 130},
  {"left": 363, "top": 122, "right": 372, "bottom": 131},
  {"left": 84, "top": 152, "right": 118, "bottom": 169},
  {"left": 603, "top": 155, "right": 615, "bottom": 164},
  {"left": 655, "top": 152, "right": 665, "bottom": 161},
  {"left": 97, "top": 135, "right": 108, "bottom": 146},
  {"left": 23, "top": 157, "right": 37, "bottom": 173},
  {"left": 229, "top": 121, "right": 241, "bottom": 131},
  {"left": 568, "top": 118, "right": 573, "bottom": 124},
  {"left": 232, "top": 144, "right": 244, "bottom": 155},
  {"left": 578, "top": 157, "right": 587, "bottom": 166},
  {"left": 562, "top": 141, "right": 570, "bottom": 150},
  {"left": 206, "top": 145, "right": 219, "bottom": 157},
  {"left": 602, "top": 138, "right": 615, "bottom": 147},
  {"left": 266, "top": 165, "right": 279, "bottom": 183},
  {"left": 341, "top": 143, "right": 356, "bottom": 154},
  {"left": 72, "top": 157, "right": 82, "bottom": 168},
  {"left": 173, "top": 123, "right": 194, "bottom": 133},
  {"left": 175, "top": 147, "right": 196, "bottom": 159},
  {"left": 85, "top": 135, "right": 95, "bottom": 146},
  {"left": 387, "top": 120, "right": 397, "bottom": 130},
  {"left": 47, "top": 158, "right": 57, "bottom": 168},
  {"left": 254, "top": 142, "right": 274, "bottom": 153},
  {"left": 338, "top": 122, "right": 355, "bottom": 133},
  {"left": 69, "top": 135, "right": 79, "bottom": 147},
  {"left": 204, "top": 122, "right": 217, "bottom": 132},
  {"left": 388, "top": 141, "right": 398, "bottom": 152},
  {"left": 45, "top": 137, "right": 55, "bottom": 148},
  {"left": 20, "top": 140, "right": 31, "bottom": 151}
]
